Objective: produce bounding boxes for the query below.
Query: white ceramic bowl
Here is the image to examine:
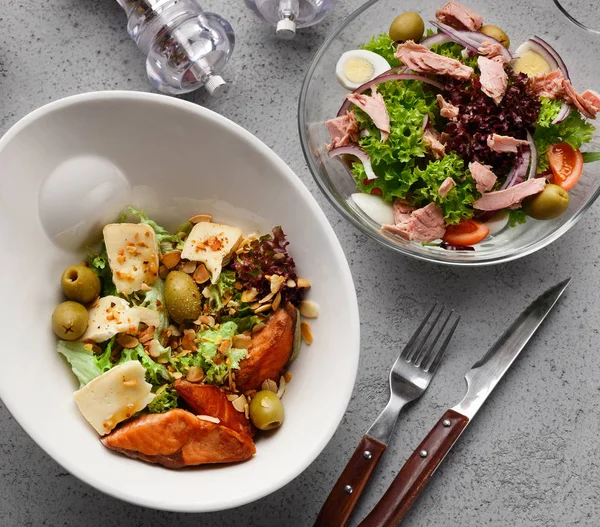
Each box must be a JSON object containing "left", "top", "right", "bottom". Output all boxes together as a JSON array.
[{"left": 0, "top": 92, "right": 359, "bottom": 512}]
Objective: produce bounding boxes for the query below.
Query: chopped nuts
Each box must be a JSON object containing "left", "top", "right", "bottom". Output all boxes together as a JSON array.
[
  {"left": 181, "top": 329, "right": 197, "bottom": 352},
  {"left": 116, "top": 334, "right": 140, "bottom": 349},
  {"left": 284, "top": 371, "right": 293, "bottom": 383},
  {"left": 189, "top": 213, "right": 213, "bottom": 224},
  {"left": 138, "top": 326, "right": 155, "bottom": 344},
  {"left": 180, "top": 260, "right": 197, "bottom": 274},
  {"left": 231, "top": 395, "right": 247, "bottom": 413},
  {"left": 162, "top": 251, "right": 181, "bottom": 269},
  {"left": 193, "top": 264, "right": 210, "bottom": 284},
  {"left": 148, "top": 340, "right": 162, "bottom": 358},
  {"left": 255, "top": 303, "right": 272, "bottom": 314},
  {"left": 297, "top": 278, "right": 311, "bottom": 288},
  {"left": 194, "top": 314, "right": 216, "bottom": 327},
  {"left": 272, "top": 292, "right": 282, "bottom": 312},
  {"left": 270, "top": 274, "right": 286, "bottom": 294},
  {"left": 276, "top": 375, "right": 287, "bottom": 399},
  {"left": 241, "top": 288, "right": 259, "bottom": 303},
  {"left": 168, "top": 324, "right": 182, "bottom": 337},
  {"left": 197, "top": 415, "right": 220, "bottom": 424},
  {"left": 261, "top": 379, "right": 278, "bottom": 393},
  {"left": 232, "top": 334, "right": 252, "bottom": 349},
  {"left": 301, "top": 322, "right": 313, "bottom": 345},
  {"left": 299, "top": 300, "right": 319, "bottom": 319},
  {"left": 186, "top": 366, "right": 204, "bottom": 383},
  {"left": 286, "top": 279, "right": 296, "bottom": 288},
  {"left": 218, "top": 339, "right": 231, "bottom": 353}
]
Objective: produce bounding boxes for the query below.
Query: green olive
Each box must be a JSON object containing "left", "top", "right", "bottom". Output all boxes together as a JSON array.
[
  {"left": 164, "top": 270, "right": 202, "bottom": 324},
  {"left": 522, "top": 184, "right": 569, "bottom": 220},
  {"left": 52, "top": 301, "right": 88, "bottom": 340},
  {"left": 389, "top": 12, "right": 425, "bottom": 43},
  {"left": 480, "top": 25, "right": 510, "bottom": 49},
  {"left": 249, "top": 390, "right": 284, "bottom": 431},
  {"left": 61, "top": 265, "right": 101, "bottom": 304}
]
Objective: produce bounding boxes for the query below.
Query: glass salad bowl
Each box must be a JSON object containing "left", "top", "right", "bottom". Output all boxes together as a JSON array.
[{"left": 299, "top": 0, "right": 600, "bottom": 265}]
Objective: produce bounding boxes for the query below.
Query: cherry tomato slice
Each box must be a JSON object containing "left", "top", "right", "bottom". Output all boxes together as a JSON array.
[
  {"left": 548, "top": 143, "right": 583, "bottom": 191},
  {"left": 443, "top": 219, "right": 490, "bottom": 246}
]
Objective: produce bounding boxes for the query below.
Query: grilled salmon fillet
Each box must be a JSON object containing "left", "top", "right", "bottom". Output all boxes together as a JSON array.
[
  {"left": 174, "top": 380, "right": 254, "bottom": 437},
  {"left": 236, "top": 303, "right": 297, "bottom": 392},
  {"left": 101, "top": 409, "right": 255, "bottom": 468}
]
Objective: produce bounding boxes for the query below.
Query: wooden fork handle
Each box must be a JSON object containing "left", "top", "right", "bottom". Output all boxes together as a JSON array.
[
  {"left": 314, "top": 435, "right": 386, "bottom": 527},
  {"left": 358, "top": 410, "right": 469, "bottom": 527}
]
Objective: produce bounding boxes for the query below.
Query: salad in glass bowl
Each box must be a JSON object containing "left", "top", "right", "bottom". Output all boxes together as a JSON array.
[
  {"left": 322, "top": 1, "right": 600, "bottom": 251},
  {"left": 51, "top": 207, "right": 316, "bottom": 469}
]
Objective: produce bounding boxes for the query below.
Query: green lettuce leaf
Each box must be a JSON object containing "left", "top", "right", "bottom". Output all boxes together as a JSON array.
[
  {"left": 534, "top": 109, "right": 596, "bottom": 173},
  {"left": 430, "top": 42, "right": 478, "bottom": 69},
  {"left": 228, "top": 347, "right": 248, "bottom": 370},
  {"left": 138, "top": 278, "right": 169, "bottom": 334},
  {"left": 87, "top": 245, "right": 117, "bottom": 297},
  {"left": 583, "top": 152, "right": 600, "bottom": 163},
  {"left": 206, "top": 269, "right": 237, "bottom": 311},
  {"left": 508, "top": 209, "right": 528, "bottom": 228},
  {"left": 117, "top": 344, "right": 172, "bottom": 386},
  {"left": 147, "top": 385, "right": 179, "bottom": 414},
  {"left": 127, "top": 207, "right": 185, "bottom": 253},
  {"left": 220, "top": 313, "right": 260, "bottom": 333},
  {"left": 536, "top": 98, "right": 562, "bottom": 128},
  {"left": 361, "top": 33, "right": 400, "bottom": 67},
  {"left": 57, "top": 340, "right": 104, "bottom": 388}
]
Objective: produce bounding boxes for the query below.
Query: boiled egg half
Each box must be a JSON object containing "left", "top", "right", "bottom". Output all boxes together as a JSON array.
[{"left": 336, "top": 50, "right": 391, "bottom": 90}]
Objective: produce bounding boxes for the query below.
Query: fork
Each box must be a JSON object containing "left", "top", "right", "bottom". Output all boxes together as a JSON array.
[{"left": 313, "top": 304, "right": 461, "bottom": 527}]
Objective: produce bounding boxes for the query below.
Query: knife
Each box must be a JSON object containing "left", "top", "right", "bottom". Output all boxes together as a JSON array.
[{"left": 358, "top": 278, "right": 571, "bottom": 527}]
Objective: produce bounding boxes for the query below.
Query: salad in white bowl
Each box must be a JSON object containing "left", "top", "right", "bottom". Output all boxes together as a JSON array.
[{"left": 327, "top": 1, "right": 600, "bottom": 249}]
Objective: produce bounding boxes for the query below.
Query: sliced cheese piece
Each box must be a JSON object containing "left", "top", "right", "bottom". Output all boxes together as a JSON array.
[
  {"left": 130, "top": 306, "right": 160, "bottom": 328},
  {"left": 103, "top": 223, "right": 159, "bottom": 295},
  {"left": 82, "top": 296, "right": 139, "bottom": 343},
  {"left": 181, "top": 222, "right": 242, "bottom": 284},
  {"left": 73, "top": 361, "right": 155, "bottom": 435}
]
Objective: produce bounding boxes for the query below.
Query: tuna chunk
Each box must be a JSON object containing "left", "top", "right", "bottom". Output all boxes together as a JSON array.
[
  {"left": 326, "top": 111, "right": 359, "bottom": 150},
  {"left": 581, "top": 90, "right": 600, "bottom": 113},
  {"left": 487, "top": 133, "right": 528, "bottom": 153},
  {"left": 174, "top": 381, "right": 253, "bottom": 437},
  {"left": 395, "top": 41, "right": 473, "bottom": 80},
  {"left": 383, "top": 203, "right": 446, "bottom": 242},
  {"left": 101, "top": 409, "right": 256, "bottom": 468},
  {"left": 468, "top": 161, "right": 497, "bottom": 193},
  {"left": 478, "top": 41, "right": 508, "bottom": 62},
  {"left": 529, "top": 70, "right": 565, "bottom": 100},
  {"left": 438, "top": 177, "right": 456, "bottom": 198},
  {"left": 478, "top": 56, "right": 507, "bottom": 104},
  {"left": 435, "top": 1, "right": 483, "bottom": 31},
  {"left": 473, "top": 178, "right": 546, "bottom": 210},
  {"left": 393, "top": 198, "right": 414, "bottom": 224},
  {"left": 423, "top": 126, "right": 446, "bottom": 159},
  {"left": 562, "top": 80, "right": 598, "bottom": 120},
  {"left": 236, "top": 304, "right": 297, "bottom": 393},
  {"left": 346, "top": 87, "right": 391, "bottom": 142},
  {"left": 437, "top": 94, "right": 459, "bottom": 120}
]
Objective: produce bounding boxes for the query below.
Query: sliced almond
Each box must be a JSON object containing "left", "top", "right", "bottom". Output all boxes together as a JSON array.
[
  {"left": 259, "top": 291, "right": 275, "bottom": 304},
  {"left": 284, "top": 371, "right": 293, "bottom": 383},
  {"left": 269, "top": 274, "right": 286, "bottom": 294},
  {"left": 272, "top": 292, "right": 282, "bottom": 312},
  {"left": 226, "top": 394, "right": 239, "bottom": 402},
  {"left": 297, "top": 278, "right": 311, "bottom": 288},
  {"left": 181, "top": 260, "right": 197, "bottom": 274},
  {"left": 116, "top": 334, "right": 140, "bottom": 349},
  {"left": 299, "top": 300, "right": 319, "bottom": 319},
  {"left": 168, "top": 324, "right": 182, "bottom": 337},
  {"left": 276, "top": 375, "right": 287, "bottom": 399},
  {"left": 140, "top": 283, "right": 152, "bottom": 292},
  {"left": 232, "top": 334, "right": 252, "bottom": 349},
  {"left": 218, "top": 338, "right": 231, "bottom": 353},
  {"left": 197, "top": 415, "right": 220, "bottom": 424},
  {"left": 186, "top": 366, "right": 205, "bottom": 383},
  {"left": 241, "top": 288, "right": 259, "bottom": 303},
  {"left": 261, "top": 379, "right": 278, "bottom": 393},
  {"left": 147, "top": 339, "right": 162, "bottom": 358},
  {"left": 181, "top": 329, "right": 198, "bottom": 352},
  {"left": 286, "top": 279, "right": 296, "bottom": 288},
  {"left": 252, "top": 322, "right": 266, "bottom": 334},
  {"left": 172, "top": 371, "right": 183, "bottom": 380},
  {"left": 231, "top": 394, "right": 247, "bottom": 413},
  {"left": 194, "top": 314, "right": 216, "bottom": 327},
  {"left": 158, "top": 265, "right": 169, "bottom": 279},
  {"left": 162, "top": 251, "right": 181, "bottom": 269},
  {"left": 301, "top": 322, "right": 313, "bottom": 345},
  {"left": 189, "top": 213, "right": 213, "bottom": 224},
  {"left": 255, "top": 303, "right": 272, "bottom": 314},
  {"left": 193, "top": 263, "right": 210, "bottom": 284}
]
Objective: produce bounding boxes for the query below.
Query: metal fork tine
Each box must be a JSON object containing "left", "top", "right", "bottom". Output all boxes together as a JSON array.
[
  {"left": 424, "top": 311, "right": 461, "bottom": 373},
  {"left": 405, "top": 303, "right": 445, "bottom": 363},
  {"left": 413, "top": 307, "right": 451, "bottom": 368},
  {"left": 399, "top": 303, "right": 438, "bottom": 360}
]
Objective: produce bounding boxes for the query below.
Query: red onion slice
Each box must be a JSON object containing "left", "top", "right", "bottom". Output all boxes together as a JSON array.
[
  {"left": 429, "top": 21, "right": 513, "bottom": 61},
  {"left": 500, "top": 147, "right": 531, "bottom": 190},
  {"left": 329, "top": 145, "right": 377, "bottom": 181},
  {"left": 530, "top": 36, "right": 570, "bottom": 80},
  {"left": 420, "top": 33, "right": 452, "bottom": 49},
  {"left": 337, "top": 74, "right": 444, "bottom": 116},
  {"left": 375, "top": 66, "right": 406, "bottom": 78},
  {"left": 525, "top": 130, "right": 538, "bottom": 181},
  {"left": 552, "top": 102, "right": 571, "bottom": 124}
]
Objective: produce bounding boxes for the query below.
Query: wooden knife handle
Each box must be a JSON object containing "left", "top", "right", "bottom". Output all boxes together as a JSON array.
[
  {"left": 314, "top": 435, "right": 386, "bottom": 527},
  {"left": 358, "top": 410, "right": 469, "bottom": 527}
]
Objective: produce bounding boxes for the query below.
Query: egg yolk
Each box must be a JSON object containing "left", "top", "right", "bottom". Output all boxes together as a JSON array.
[{"left": 343, "top": 57, "right": 375, "bottom": 84}]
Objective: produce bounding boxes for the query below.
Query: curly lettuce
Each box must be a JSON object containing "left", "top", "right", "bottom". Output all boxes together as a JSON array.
[
  {"left": 361, "top": 33, "right": 400, "bottom": 67},
  {"left": 206, "top": 269, "right": 237, "bottom": 312},
  {"left": 118, "top": 344, "right": 172, "bottom": 386},
  {"left": 57, "top": 340, "right": 105, "bottom": 388},
  {"left": 430, "top": 42, "right": 478, "bottom": 70},
  {"left": 87, "top": 245, "right": 117, "bottom": 297},
  {"left": 137, "top": 278, "right": 169, "bottom": 334},
  {"left": 147, "top": 385, "right": 179, "bottom": 414},
  {"left": 127, "top": 207, "right": 191, "bottom": 253}
]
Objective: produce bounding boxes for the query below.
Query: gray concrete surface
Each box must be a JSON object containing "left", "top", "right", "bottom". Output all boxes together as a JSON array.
[{"left": 1, "top": 0, "right": 599, "bottom": 526}]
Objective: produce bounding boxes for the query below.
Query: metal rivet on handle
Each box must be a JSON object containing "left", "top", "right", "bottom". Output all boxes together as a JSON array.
[
  {"left": 344, "top": 485, "right": 353, "bottom": 495},
  {"left": 420, "top": 450, "right": 428, "bottom": 458},
  {"left": 363, "top": 451, "right": 372, "bottom": 460},
  {"left": 443, "top": 419, "right": 451, "bottom": 427}
]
